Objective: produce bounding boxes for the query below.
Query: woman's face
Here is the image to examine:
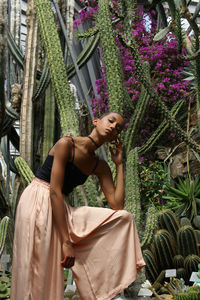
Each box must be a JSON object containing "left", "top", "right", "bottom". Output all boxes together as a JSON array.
[{"left": 94, "top": 112, "right": 124, "bottom": 142}]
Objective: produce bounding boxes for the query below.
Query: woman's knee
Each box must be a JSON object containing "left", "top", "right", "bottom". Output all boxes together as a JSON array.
[{"left": 118, "top": 210, "right": 133, "bottom": 223}]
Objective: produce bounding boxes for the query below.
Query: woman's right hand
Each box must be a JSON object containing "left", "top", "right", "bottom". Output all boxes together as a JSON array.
[{"left": 61, "top": 241, "right": 75, "bottom": 268}]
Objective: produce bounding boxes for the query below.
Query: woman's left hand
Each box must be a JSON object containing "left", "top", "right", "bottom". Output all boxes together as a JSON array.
[{"left": 109, "top": 137, "right": 123, "bottom": 165}]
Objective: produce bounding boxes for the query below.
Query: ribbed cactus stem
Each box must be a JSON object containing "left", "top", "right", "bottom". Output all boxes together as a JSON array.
[
  {"left": 97, "top": 0, "right": 126, "bottom": 114},
  {"left": 157, "top": 209, "right": 180, "bottom": 244},
  {"left": 20, "top": 0, "right": 38, "bottom": 167},
  {"left": 82, "top": 176, "right": 99, "bottom": 207},
  {"left": 125, "top": 147, "right": 141, "bottom": 229},
  {"left": 151, "top": 229, "right": 176, "bottom": 271},
  {"left": 177, "top": 226, "right": 199, "bottom": 257},
  {"left": 141, "top": 205, "right": 158, "bottom": 249},
  {"left": 0, "top": 0, "right": 7, "bottom": 142},
  {"left": 138, "top": 100, "right": 183, "bottom": 155},
  {"left": 143, "top": 249, "right": 159, "bottom": 283},
  {"left": 123, "top": 30, "right": 200, "bottom": 152},
  {"left": 0, "top": 216, "right": 9, "bottom": 257},
  {"left": 14, "top": 156, "right": 35, "bottom": 184},
  {"left": 42, "top": 82, "right": 55, "bottom": 163},
  {"left": 34, "top": 0, "right": 79, "bottom": 136}
]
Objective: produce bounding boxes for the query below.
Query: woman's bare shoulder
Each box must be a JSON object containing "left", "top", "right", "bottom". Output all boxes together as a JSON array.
[{"left": 50, "top": 137, "right": 73, "bottom": 157}]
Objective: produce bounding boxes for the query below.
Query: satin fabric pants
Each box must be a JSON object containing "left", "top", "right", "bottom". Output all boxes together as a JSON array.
[{"left": 10, "top": 178, "right": 145, "bottom": 300}]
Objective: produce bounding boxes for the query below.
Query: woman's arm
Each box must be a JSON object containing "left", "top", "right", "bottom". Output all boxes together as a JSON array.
[
  {"left": 50, "top": 138, "right": 75, "bottom": 268},
  {"left": 95, "top": 138, "right": 125, "bottom": 210}
]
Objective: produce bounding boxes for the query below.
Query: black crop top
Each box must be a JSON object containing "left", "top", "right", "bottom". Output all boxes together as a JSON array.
[{"left": 35, "top": 137, "right": 99, "bottom": 195}]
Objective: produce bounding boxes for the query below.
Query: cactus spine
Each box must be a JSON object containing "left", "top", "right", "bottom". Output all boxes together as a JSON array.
[
  {"left": 125, "top": 147, "right": 141, "bottom": 228},
  {"left": 0, "top": 0, "right": 7, "bottom": 142},
  {"left": 173, "top": 255, "right": 184, "bottom": 269},
  {"left": 20, "top": 0, "right": 38, "bottom": 167},
  {"left": 177, "top": 226, "right": 199, "bottom": 257},
  {"left": 141, "top": 205, "right": 158, "bottom": 249},
  {"left": 184, "top": 254, "right": 200, "bottom": 277},
  {"left": 143, "top": 249, "right": 159, "bottom": 283},
  {"left": 42, "top": 82, "right": 55, "bottom": 162},
  {"left": 34, "top": 0, "right": 79, "bottom": 136},
  {"left": 0, "top": 216, "right": 9, "bottom": 257},
  {"left": 14, "top": 157, "right": 35, "bottom": 184},
  {"left": 151, "top": 229, "right": 176, "bottom": 271},
  {"left": 97, "top": 0, "right": 126, "bottom": 114},
  {"left": 157, "top": 209, "right": 180, "bottom": 243}
]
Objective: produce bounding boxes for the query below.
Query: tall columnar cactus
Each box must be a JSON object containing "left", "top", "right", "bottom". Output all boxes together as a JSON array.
[
  {"left": 125, "top": 147, "right": 141, "bottom": 228},
  {"left": 42, "top": 82, "right": 55, "bottom": 163},
  {"left": 0, "top": 0, "right": 7, "bottom": 142},
  {"left": 97, "top": 0, "right": 128, "bottom": 114},
  {"left": 177, "top": 225, "right": 199, "bottom": 257},
  {"left": 125, "top": 61, "right": 151, "bottom": 154},
  {"left": 119, "top": 16, "right": 200, "bottom": 152},
  {"left": 143, "top": 249, "right": 159, "bottom": 284},
  {"left": 20, "top": 0, "right": 38, "bottom": 167},
  {"left": 34, "top": 0, "right": 79, "bottom": 136},
  {"left": 14, "top": 157, "right": 35, "bottom": 184},
  {"left": 82, "top": 176, "right": 99, "bottom": 207},
  {"left": 0, "top": 216, "right": 9, "bottom": 257},
  {"left": 141, "top": 205, "right": 158, "bottom": 249},
  {"left": 157, "top": 209, "right": 180, "bottom": 244},
  {"left": 151, "top": 229, "right": 176, "bottom": 271},
  {"left": 11, "top": 0, "right": 21, "bottom": 46}
]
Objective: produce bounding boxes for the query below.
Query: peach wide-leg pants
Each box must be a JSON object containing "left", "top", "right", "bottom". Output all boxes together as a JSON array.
[{"left": 10, "top": 178, "right": 145, "bottom": 300}]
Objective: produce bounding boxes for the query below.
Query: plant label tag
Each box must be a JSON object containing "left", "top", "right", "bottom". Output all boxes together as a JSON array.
[
  {"left": 138, "top": 288, "right": 153, "bottom": 296},
  {"left": 165, "top": 269, "right": 176, "bottom": 277},
  {"left": 0, "top": 254, "right": 10, "bottom": 263},
  {"left": 190, "top": 272, "right": 200, "bottom": 282}
]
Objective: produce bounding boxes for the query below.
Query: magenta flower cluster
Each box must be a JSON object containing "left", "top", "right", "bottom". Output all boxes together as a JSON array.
[{"left": 74, "top": 1, "right": 191, "bottom": 145}]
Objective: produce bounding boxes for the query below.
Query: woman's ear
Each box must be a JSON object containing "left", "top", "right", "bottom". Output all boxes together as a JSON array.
[{"left": 92, "top": 118, "right": 98, "bottom": 127}]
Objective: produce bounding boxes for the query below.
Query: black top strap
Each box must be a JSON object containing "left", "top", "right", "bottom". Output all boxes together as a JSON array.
[{"left": 70, "top": 137, "right": 75, "bottom": 163}]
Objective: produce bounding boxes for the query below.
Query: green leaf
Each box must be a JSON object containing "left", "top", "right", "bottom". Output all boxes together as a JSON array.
[{"left": 153, "top": 27, "right": 170, "bottom": 41}]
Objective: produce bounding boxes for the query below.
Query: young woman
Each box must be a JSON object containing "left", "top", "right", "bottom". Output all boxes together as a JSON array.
[{"left": 10, "top": 112, "right": 145, "bottom": 300}]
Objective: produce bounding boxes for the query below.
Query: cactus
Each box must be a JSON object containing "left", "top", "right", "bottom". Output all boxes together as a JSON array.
[
  {"left": 151, "top": 229, "right": 176, "bottom": 271},
  {"left": 194, "top": 230, "right": 200, "bottom": 243},
  {"left": 14, "top": 157, "right": 35, "bottom": 184},
  {"left": 141, "top": 205, "right": 158, "bottom": 249},
  {"left": 177, "top": 226, "right": 199, "bottom": 257},
  {"left": 173, "top": 255, "right": 184, "bottom": 269},
  {"left": 157, "top": 209, "right": 180, "bottom": 244},
  {"left": 192, "top": 215, "right": 200, "bottom": 229},
  {"left": 176, "top": 268, "right": 186, "bottom": 281},
  {"left": 119, "top": 24, "right": 200, "bottom": 152},
  {"left": 143, "top": 249, "right": 159, "bottom": 283},
  {"left": 188, "top": 286, "right": 200, "bottom": 294},
  {"left": 34, "top": 0, "right": 79, "bottom": 136},
  {"left": 124, "top": 61, "right": 151, "bottom": 154},
  {"left": 82, "top": 176, "right": 99, "bottom": 207},
  {"left": 0, "top": 0, "right": 7, "bottom": 142},
  {"left": 180, "top": 217, "right": 192, "bottom": 227},
  {"left": 96, "top": 0, "right": 128, "bottom": 114},
  {"left": 0, "top": 216, "right": 9, "bottom": 257},
  {"left": 125, "top": 148, "right": 141, "bottom": 228},
  {"left": 184, "top": 254, "right": 200, "bottom": 278},
  {"left": 42, "top": 82, "right": 55, "bottom": 163},
  {"left": 20, "top": 0, "right": 38, "bottom": 167},
  {"left": 174, "top": 293, "right": 189, "bottom": 300}
]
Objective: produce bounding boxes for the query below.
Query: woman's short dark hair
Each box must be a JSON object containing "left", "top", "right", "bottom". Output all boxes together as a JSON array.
[{"left": 99, "top": 111, "right": 123, "bottom": 119}]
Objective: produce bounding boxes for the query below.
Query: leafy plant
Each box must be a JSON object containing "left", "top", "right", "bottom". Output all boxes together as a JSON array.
[
  {"left": 140, "top": 161, "right": 169, "bottom": 209},
  {"left": 163, "top": 177, "right": 200, "bottom": 220}
]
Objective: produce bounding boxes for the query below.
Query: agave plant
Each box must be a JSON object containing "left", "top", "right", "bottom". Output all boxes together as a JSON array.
[{"left": 163, "top": 177, "right": 200, "bottom": 220}]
